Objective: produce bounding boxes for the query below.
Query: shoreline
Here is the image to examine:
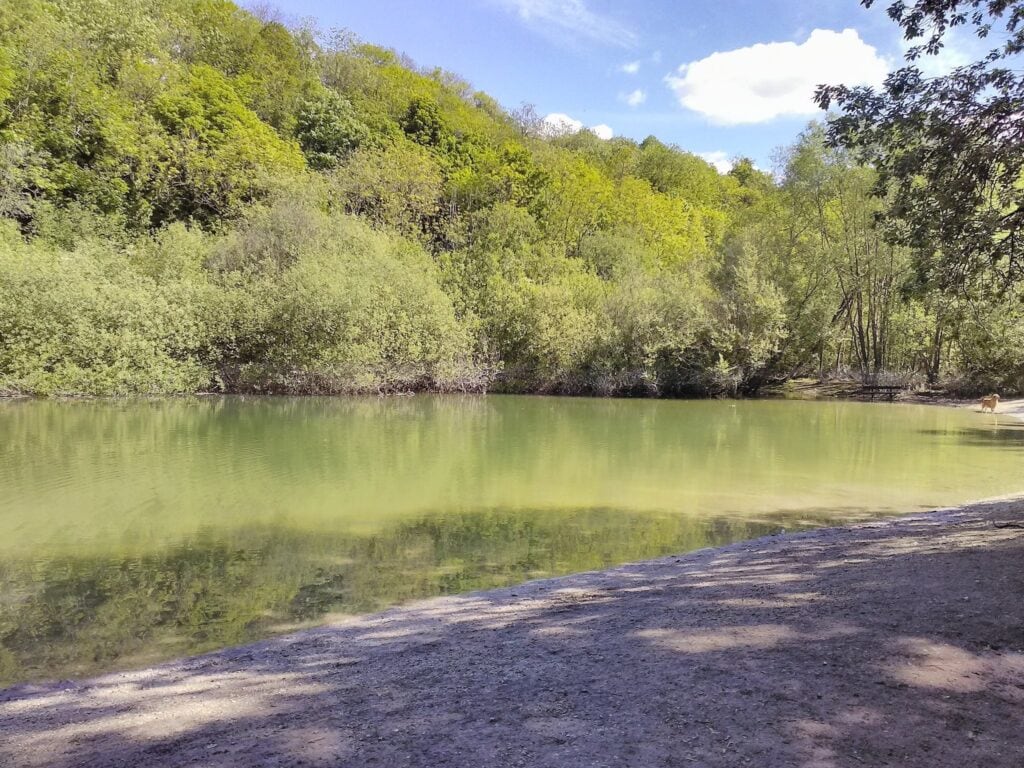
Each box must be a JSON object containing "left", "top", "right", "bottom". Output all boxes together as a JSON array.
[
  {"left": 2, "top": 379, "right": 1023, "bottom": 409},
  {"left": 3, "top": 496, "right": 1024, "bottom": 766}
]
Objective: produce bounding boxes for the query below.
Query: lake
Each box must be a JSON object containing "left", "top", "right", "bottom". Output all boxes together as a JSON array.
[{"left": 1, "top": 395, "right": 1022, "bottom": 685}]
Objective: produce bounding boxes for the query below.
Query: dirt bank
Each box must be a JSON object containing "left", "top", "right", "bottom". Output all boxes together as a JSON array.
[{"left": 3, "top": 498, "right": 1024, "bottom": 767}]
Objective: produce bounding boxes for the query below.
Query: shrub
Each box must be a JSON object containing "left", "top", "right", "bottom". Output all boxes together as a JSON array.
[
  {"left": 0, "top": 225, "right": 213, "bottom": 395},
  {"left": 209, "top": 207, "right": 483, "bottom": 393}
]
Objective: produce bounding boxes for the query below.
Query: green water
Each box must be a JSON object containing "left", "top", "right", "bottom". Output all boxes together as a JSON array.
[{"left": 1, "top": 395, "right": 1022, "bottom": 685}]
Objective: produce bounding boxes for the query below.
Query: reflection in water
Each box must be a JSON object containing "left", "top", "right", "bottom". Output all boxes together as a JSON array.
[
  {"left": 919, "top": 422, "right": 1024, "bottom": 449},
  {"left": 1, "top": 395, "right": 1022, "bottom": 684},
  {"left": 0, "top": 510, "right": 831, "bottom": 685}
]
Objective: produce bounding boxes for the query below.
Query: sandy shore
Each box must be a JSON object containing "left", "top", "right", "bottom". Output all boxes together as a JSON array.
[
  {"left": 951, "top": 396, "right": 1024, "bottom": 419},
  {"left": 2, "top": 497, "right": 1024, "bottom": 767}
]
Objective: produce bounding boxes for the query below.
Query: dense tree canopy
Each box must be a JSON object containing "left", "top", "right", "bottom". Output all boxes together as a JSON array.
[{"left": 0, "top": 0, "right": 1021, "bottom": 396}]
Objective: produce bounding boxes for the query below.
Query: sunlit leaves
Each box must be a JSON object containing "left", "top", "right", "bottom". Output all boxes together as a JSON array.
[
  {"left": 151, "top": 65, "right": 305, "bottom": 224},
  {"left": 295, "top": 90, "right": 370, "bottom": 170},
  {"left": 819, "top": 0, "right": 1024, "bottom": 289}
]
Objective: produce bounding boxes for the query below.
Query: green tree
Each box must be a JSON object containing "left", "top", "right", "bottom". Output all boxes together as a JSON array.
[
  {"left": 331, "top": 140, "right": 443, "bottom": 240},
  {"left": 295, "top": 90, "right": 370, "bottom": 169},
  {"left": 151, "top": 65, "right": 305, "bottom": 225},
  {"left": 817, "top": 0, "right": 1024, "bottom": 289}
]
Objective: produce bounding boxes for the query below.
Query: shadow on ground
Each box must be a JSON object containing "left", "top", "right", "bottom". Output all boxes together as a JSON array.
[{"left": 2, "top": 502, "right": 1023, "bottom": 768}]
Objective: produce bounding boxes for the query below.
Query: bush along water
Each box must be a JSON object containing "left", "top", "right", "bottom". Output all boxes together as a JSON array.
[{"left": 0, "top": 1, "right": 1018, "bottom": 397}]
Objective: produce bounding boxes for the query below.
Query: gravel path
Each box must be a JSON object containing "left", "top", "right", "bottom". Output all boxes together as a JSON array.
[{"left": 3, "top": 497, "right": 1024, "bottom": 767}]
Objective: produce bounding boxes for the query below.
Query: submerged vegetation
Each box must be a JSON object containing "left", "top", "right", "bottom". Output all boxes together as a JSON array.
[
  {"left": 0, "top": 508, "right": 806, "bottom": 684},
  {"left": 1, "top": 0, "right": 1022, "bottom": 396}
]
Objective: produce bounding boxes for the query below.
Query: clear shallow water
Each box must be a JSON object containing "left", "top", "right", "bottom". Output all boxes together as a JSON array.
[{"left": 1, "top": 395, "right": 1022, "bottom": 685}]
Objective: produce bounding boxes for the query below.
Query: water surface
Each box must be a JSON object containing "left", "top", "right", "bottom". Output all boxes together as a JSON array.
[{"left": 1, "top": 395, "right": 1022, "bottom": 684}]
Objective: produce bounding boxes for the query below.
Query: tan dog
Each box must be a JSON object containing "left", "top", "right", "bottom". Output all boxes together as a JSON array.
[{"left": 981, "top": 393, "right": 1000, "bottom": 413}]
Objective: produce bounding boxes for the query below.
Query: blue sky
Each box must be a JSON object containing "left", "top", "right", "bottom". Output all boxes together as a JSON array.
[{"left": 267, "top": 0, "right": 981, "bottom": 170}]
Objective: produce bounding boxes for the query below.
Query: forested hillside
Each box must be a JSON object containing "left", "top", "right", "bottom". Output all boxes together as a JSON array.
[{"left": 0, "top": 0, "right": 1017, "bottom": 396}]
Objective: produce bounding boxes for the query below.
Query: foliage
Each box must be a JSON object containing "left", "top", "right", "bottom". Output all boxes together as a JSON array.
[
  {"left": 210, "top": 206, "right": 478, "bottom": 393},
  {"left": 0, "top": 0, "right": 1018, "bottom": 395},
  {"left": 0, "top": 223, "right": 212, "bottom": 396},
  {"left": 295, "top": 90, "right": 370, "bottom": 170},
  {"left": 817, "top": 0, "right": 1024, "bottom": 289},
  {"left": 151, "top": 64, "right": 306, "bottom": 225},
  {"left": 330, "top": 141, "right": 443, "bottom": 241}
]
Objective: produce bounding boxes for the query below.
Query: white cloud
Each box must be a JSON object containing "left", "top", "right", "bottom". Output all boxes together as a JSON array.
[
  {"left": 542, "top": 112, "right": 584, "bottom": 134},
  {"left": 698, "top": 151, "right": 733, "bottom": 173},
  {"left": 622, "top": 89, "right": 647, "bottom": 107},
  {"left": 665, "top": 29, "right": 890, "bottom": 124},
  {"left": 542, "top": 113, "right": 613, "bottom": 140},
  {"left": 492, "top": 0, "right": 636, "bottom": 48},
  {"left": 620, "top": 60, "right": 641, "bottom": 74}
]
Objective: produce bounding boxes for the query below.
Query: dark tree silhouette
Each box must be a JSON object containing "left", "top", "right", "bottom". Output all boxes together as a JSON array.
[{"left": 817, "top": 1, "right": 1024, "bottom": 290}]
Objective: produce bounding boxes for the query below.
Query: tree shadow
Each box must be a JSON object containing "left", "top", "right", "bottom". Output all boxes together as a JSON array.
[
  {"left": 919, "top": 423, "right": 1024, "bottom": 450},
  {"left": 2, "top": 505, "right": 1023, "bottom": 767}
]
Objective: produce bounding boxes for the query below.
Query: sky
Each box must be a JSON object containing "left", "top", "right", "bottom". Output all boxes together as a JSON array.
[{"left": 266, "top": 0, "right": 983, "bottom": 171}]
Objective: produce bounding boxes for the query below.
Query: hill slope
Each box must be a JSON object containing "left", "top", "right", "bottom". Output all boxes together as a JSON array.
[{"left": 0, "top": 1, "right": 1011, "bottom": 395}]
